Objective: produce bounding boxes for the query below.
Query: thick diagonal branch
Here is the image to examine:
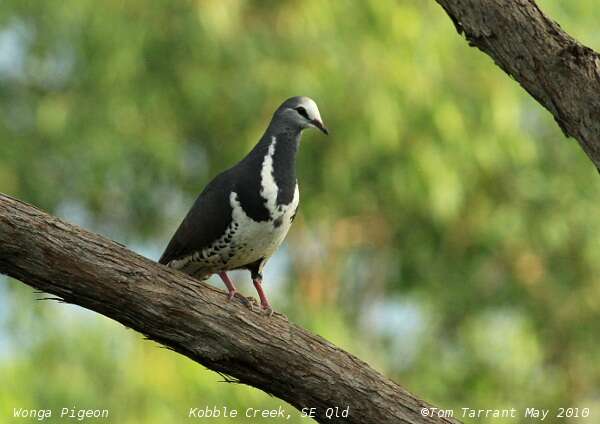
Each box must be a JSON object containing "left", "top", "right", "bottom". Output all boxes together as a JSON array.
[
  {"left": 435, "top": 0, "right": 600, "bottom": 170},
  {"left": 0, "top": 194, "right": 458, "bottom": 424}
]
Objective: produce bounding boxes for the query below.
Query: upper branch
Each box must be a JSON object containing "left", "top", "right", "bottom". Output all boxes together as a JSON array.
[
  {"left": 435, "top": 0, "right": 600, "bottom": 170},
  {"left": 0, "top": 193, "right": 458, "bottom": 424}
]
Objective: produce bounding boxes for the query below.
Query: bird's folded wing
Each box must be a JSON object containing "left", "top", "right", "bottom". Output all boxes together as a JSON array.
[{"left": 158, "top": 182, "right": 232, "bottom": 265}]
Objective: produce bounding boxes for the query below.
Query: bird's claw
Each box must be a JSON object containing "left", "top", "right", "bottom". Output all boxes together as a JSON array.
[
  {"left": 247, "top": 297, "right": 261, "bottom": 313},
  {"left": 228, "top": 292, "right": 273, "bottom": 316},
  {"left": 261, "top": 305, "right": 274, "bottom": 317},
  {"left": 231, "top": 292, "right": 259, "bottom": 312}
]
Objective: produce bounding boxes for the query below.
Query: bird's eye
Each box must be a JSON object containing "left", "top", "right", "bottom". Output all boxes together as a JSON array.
[{"left": 295, "top": 106, "right": 309, "bottom": 120}]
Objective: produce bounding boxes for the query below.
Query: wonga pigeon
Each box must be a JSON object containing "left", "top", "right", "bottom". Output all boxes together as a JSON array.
[{"left": 159, "top": 96, "right": 328, "bottom": 315}]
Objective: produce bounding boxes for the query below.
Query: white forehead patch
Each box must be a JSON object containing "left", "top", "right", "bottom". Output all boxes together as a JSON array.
[{"left": 300, "top": 97, "right": 322, "bottom": 122}]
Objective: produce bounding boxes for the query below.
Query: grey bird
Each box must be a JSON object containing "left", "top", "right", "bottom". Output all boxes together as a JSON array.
[{"left": 159, "top": 96, "right": 328, "bottom": 314}]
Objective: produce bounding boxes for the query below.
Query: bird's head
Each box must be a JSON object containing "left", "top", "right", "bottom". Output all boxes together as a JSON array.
[{"left": 274, "top": 96, "right": 328, "bottom": 135}]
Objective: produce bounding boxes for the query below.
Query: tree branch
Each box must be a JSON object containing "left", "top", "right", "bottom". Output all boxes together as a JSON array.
[
  {"left": 0, "top": 194, "right": 458, "bottom": 424},
  {"left": 434, "top": 0, "right": 600, "bottom": 170}
]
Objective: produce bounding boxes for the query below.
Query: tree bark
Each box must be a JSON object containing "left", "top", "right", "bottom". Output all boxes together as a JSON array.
[
  {"left": 434, "top": 0, "right": 600, "bottom": 171},
  {"left": 0, "top": 194, "right": 458, "bottom": 424}
]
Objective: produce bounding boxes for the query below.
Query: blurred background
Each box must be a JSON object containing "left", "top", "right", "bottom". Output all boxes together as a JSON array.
[{"left": 1, "top": 1, "right": 599, "bottom": 423}]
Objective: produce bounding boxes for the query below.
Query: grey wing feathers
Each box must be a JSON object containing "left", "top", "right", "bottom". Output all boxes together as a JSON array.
[{"left": 159, "top": 181, "right": 232, "bottom": 265}]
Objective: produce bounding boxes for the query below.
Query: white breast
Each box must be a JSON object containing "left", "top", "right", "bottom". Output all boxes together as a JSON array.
[
  {"left": 172, "top": 136, "right": 299, "bottom": 276},
  {"left": 226, "top": 184, "right": 298, "bottom": 268},
  {"left": 226, "top": 135, "right": 299, "bottom": 268}
]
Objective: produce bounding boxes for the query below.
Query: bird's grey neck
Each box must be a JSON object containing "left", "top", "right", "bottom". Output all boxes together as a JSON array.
[
  {"left": 267, "top": 121, "right": 302, "bottom": 145},
  {"left": 234, "top": 124, "right": 301, "bottom": 222},
  {"left": 256, "top": 126, "right": 301, "bottom": 206},
  {"left": 252, "top": 125, "right": 302, "bottom": 161}
]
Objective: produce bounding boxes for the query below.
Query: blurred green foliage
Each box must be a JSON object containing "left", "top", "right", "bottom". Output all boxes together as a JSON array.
[{"left": 1, "top": 0, "right": 599, "bottom": 423}]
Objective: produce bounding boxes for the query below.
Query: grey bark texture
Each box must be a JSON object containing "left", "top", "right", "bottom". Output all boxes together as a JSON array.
[
  {"left": 435, "top": 0, "right": 600, "bottom": 170},
  {"left": 0, "top": 194, "right": 458, "bottom": 424}
]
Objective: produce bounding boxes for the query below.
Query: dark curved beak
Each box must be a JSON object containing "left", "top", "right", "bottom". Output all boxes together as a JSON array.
[{"left": 311, "top": 119, "right": 329, "bottom": 135}]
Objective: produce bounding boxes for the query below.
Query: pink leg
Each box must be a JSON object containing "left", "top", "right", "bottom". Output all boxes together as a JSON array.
[
  {"left": 218, "top": 272, "right": 237, "bottom": 301},
  {"left": 252, "top": 277, "right": 272, "bottom": 313}
]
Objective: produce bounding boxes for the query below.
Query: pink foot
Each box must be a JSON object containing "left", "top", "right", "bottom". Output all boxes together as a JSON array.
[
  {"left": 253, "top": 277, "right": 273, "bottom": 317},
  {"left": 218, "top": 272, "right": 237, "bottom": 301}
]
